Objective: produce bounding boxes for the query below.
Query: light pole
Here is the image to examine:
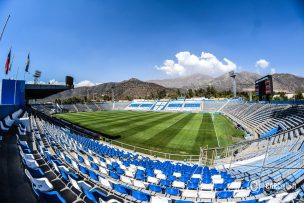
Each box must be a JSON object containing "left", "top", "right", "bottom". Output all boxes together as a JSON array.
[
  {"left": 0, "top": 15, "right": 10, "bottom": 42},
  {"left": 111, "top": 85, "right": 115, "bottom": 110}
]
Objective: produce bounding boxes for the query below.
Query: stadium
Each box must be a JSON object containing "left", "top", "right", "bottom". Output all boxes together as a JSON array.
[{"left": 1, "top": 1, "right": 304, "bottom": 203}]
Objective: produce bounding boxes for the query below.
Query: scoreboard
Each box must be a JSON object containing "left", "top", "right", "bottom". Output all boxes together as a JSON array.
[{"left": 255, "top": 75, "right": 273, "bottom": 101}]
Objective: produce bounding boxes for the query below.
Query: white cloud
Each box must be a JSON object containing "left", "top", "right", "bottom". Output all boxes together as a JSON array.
[
  {"left": 26, "top": 79, "right": 97, "bottom": 87},
  {"left": 270, "top": 68, "right": 276, "bottom": 74},
  {"left": 26, "top": 80, "right": 46, "bottom": 84},
  {"left": 156, "top": 51, "right": 237, "bottom": 76},
  {"left": 75, "top": 80, "right": 95, "bottom": 87},
  {"left": 48, "top": 79, "right": 65, "bottom": 85},
  {"left": 255, "top": 59, "right": 269, "bottom": 69}
]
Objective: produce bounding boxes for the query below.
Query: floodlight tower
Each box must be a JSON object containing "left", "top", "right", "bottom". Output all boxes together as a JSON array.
[
  {"left": 33, "top": 70, "right": 42, "bottom": 84},
  {"left": 229, "top": 71, "right": 237, "bottom": 98},
  {"left": 111, "top": 84, "right": 115, "bottom": 110}
]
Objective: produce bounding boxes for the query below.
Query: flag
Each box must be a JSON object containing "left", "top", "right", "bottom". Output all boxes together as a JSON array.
[
  {"left": 5, "top": 49, "right": 11, "bottom": 75},
  {"left": 25, "top": 52, "right": 30, "bottom": 72},
  {"left": 9, "top": 55, "right": 14, "bottom": 71}
]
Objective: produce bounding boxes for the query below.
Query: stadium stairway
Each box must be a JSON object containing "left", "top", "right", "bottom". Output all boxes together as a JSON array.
[{"left": 0, "top": 110, "right": 38, "bottom": 203}]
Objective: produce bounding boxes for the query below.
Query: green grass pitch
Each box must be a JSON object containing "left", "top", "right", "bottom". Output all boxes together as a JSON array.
[{"left": 55, "top": 111, "right": 244, "bottom": 155}]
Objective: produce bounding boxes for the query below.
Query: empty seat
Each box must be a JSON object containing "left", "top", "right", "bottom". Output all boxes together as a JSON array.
[
  {"left": 99, "top": 176, "right": 112, "bottom": 189},
  {"left": 217, "top": 191, "right": 233, "bottom": 199},
  {"left": 0, "top": 121, "right": 9, "bottom": 131},
  {"left": 38, "top": 191, "right": 66, "bottom": 203},
  {"left": 120, "top": 175, "right": 132, "bottom": 185},
  {"left": 150, "top": 196, "right": 171, "bottom": 203},
  {"left": 233, "top": 189, "right": 251, "bottom": 198},
  {"left": 182, "top": 189, "right": 198, "bottom": 198},
  {"left": 172, "top": 181, "right": 185, "bottom": 189},
  {"left": 113, "top": 184, "right": 129, "bottom": 195},
  {"left": 228, "top": 181, "right": 242, "bottom": 189},
  {"left": 132, "top": 190, "right": 150, "bottom": 202},
  {"left": 133, "top": 179, "right": 147, "bottom": 189},
  {"left": 165, "top": 187, "right": 180, "bottom": 196},
  {"left": 147, "top": 176, "right": 159, "bottom": 184},
  {"left": 198, "top": 191, "right": 216, "bottom": 199},
  {"left": 25, "top": 169, "right": 53, "bottom": 193},
  {"left": 149, "top": 184, "right": 162, "bottom": 193}
]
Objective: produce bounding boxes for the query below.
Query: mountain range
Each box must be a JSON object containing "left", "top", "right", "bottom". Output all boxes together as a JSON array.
[
  {"left": 45, "top": 71, "right": 304, "bottom": 101},
  {"left": 149, "top": 72, "right": 304, "bottom": 92},
  {"left": 46, "top": 78, "right": 176, "bottom": 101}
]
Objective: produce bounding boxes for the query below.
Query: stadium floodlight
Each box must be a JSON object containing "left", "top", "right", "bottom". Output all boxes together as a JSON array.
[
  {"left": 111, "top": 84, "right": 115, "bottom": 110},
  {"left": 229, "top": 71, "right": 237, "bottom": 98},
  {"left": 33, "top": 70, "right": 42, "bottom": 84}
]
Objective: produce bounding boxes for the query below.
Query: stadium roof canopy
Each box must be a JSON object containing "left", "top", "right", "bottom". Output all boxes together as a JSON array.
[{"left": 25, "top": 84, "right": 71, "bottom": 100}]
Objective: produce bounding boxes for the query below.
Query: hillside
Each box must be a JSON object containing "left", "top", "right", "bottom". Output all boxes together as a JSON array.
[
  {"left": 148, "top": 74, "right": 213, "bottom": 88},
  {"left": 45, "top": 72, "right": 304, "bottom": 101},
  {"left": 45, "top": 78, "right": 175, "bottom": 101},
  {"left": 149, "top": 72, "right": 304, "bottom": 93}
]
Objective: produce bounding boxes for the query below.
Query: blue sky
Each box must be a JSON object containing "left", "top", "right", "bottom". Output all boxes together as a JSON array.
[{"left": 0, "top": 0, "right": 304, "bottom": 85}]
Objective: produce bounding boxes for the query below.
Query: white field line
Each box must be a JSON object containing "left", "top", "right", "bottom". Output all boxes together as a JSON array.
[{"left": 212, "top": 113, "right": 221, "bottom": 147}]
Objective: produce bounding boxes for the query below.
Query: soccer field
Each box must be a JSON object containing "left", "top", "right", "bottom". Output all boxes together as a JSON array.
[{"left": 55, "top": 111, "right": 244, "bottom": 155}]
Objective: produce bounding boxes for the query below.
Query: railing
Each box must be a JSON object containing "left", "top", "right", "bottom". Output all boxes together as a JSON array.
[
  {"left": 200, "top": 123, "right": 304, "bottom": 166},
  {"left": 101, "top": 137, "right": 200, "bottom": 162}
]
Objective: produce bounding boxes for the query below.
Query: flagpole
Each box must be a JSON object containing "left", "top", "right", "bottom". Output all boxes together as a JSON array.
[
  {"left": 24, "top": 49, "right": 30, "bottom": 81},
  {"left": 14, "top": 73, "right": 17, "bottom": 104},
  {"left": 15, "top": 66, "right": 19, "bottom": 80},
  {"left": 0, "top": 15, "right": 10, "bottom": 42}
]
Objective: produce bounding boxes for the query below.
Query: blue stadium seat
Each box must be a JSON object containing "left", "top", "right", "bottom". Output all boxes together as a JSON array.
[
  {"left": 113, "top": 184, "right": 129, "bottom": 195},
  {"left": 78, "top": 155, "right": 84, "bottom": 163},
  {"left": 175, "top": 200, "right": 193, "bottom": 203},
  {"left": 27, "top": 167, "right": 44, "bottom": 178},
  {"left": 160, "top": 179, "right": 171, "bottom": 187},
  {"left": 90, "top": 162, "right": 99, "bottom": 171},
  {"left": 165, "top": 187, "right": 180, "bottom": 196},
  {"left": 109, "top": 171, "right": 120, "bottom": 180},
  {"left": 214, "top": 183, "right": 227, "bottom": 190},
  {"left": 39, "top": 191, "right": 66, "bottom": 203},
  {"left": 148, "top": 184, "right": 162, "bottom": 193},
  {"left": 187, "top": 182, "right": 199, "bottom": 190},
  {"left": 217, "top": 191, "right": 233, "bottom": 199},
  {"left": 78, "top": 165, "right": 87, "bottom": 175},
  {"left": 88, "top": 169, "right": 99, "bottom": 181},
  {"left": 240, "top": 200, "right": 257, "bottom": 203},
  {"left": 132, "top": 190, "right": 150, "bottom": 201}
]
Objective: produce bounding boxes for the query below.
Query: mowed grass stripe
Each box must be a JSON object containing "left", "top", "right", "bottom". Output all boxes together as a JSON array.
[
  {"left": 62, "top": 111, "right": 173, "bottom": 135},
  {"left": 100, "top": 112, "right": 176, "bottom": 135},
  {"left": 59, "top": 111, "right": 161, "bottom": 127},
  {"left": 119, "top": 113, "right": 186, "bottom": 144},
  {"left": 98, "top": 113, "right": 172, "bottom": 128},
  {"left": 165, "top": 113, "right": 203, "bottom": 154},
  {"left": 92, "top": 112, "right": 171, "bottom": 133},
  {"left": 214, "top": 115, "right": 244, "bottom": 146},
  {"left": 57, "top": 111, "right": 156, "bottom": 124},
  {"left": 55, "top": 111, "right": 244, "bottom": 156},
  {"left": 117, "top": 112, "right": 184, "bottom": 142},
  {"left": 200, "top": 113, "right": 218, "bottom": 147},
  {"left": 193, "top": 113, "right": 207, "bottom": 150},
  {"left": 144, "top": 113, "right": 196, "bottom": 150}
]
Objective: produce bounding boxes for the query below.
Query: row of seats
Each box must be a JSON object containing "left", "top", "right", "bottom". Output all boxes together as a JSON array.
[
  {"left": 25, "top": 114, "right": 301, "bottom": 202},
  {"left": 0, "top": 109, "right": 23, "bottom": 141}
]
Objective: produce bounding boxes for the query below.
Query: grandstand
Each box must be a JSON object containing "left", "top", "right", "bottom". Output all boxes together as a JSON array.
[
  {"left": 1, "top": 81, "right": 304, "bottom": 203},
  {"left": 1, "top": 107, "right": 301, "bottom": 202}
]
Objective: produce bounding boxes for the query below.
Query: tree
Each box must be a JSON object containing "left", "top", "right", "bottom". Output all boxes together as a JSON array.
[
  {"left": 187, "top": 89, "right": 194, "bottom": 98},
  {"left": 295, "top": 92, "right": 304, "bottom": 100},
  {"left": 157, "top": 89, "right": 167, "bottom": 99},
  {"left": 176, "top": 89, "right": 181, "bottom": 97},
  {"left": 273, "top": 92, "right": 288, "bottom": 101}
]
